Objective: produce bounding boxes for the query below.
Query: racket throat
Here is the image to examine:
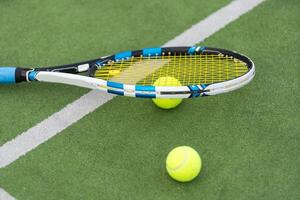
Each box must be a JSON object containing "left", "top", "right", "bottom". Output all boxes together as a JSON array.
[{"left": 15, "top": 68, "right": 36, "bottom": 82}]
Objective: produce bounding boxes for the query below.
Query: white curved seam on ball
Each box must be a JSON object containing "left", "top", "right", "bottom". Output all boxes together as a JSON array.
[{"left": 168, "top": 150, "right": 189, "bottom": 171}]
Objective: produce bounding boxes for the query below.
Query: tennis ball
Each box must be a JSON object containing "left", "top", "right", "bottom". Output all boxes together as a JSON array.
[
  {"left": 152, "top": 77, "right": 182, "bottom": 109},
  {"left": 166, "top": 146, "right": 202, "bottom": 182}
]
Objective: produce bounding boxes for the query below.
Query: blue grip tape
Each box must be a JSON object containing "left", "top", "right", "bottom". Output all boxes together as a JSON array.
[{"left": 0, "top": 67, "right": 16, "bottom": 84}]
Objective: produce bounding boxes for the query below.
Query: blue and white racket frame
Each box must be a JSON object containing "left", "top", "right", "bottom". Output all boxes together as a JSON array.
[{"left": 0, "top": 46, "right": 255, "bottom": 99}]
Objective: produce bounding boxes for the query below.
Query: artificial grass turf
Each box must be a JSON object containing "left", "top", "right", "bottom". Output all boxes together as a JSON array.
[
  {"left": 1, "top": 0, "right": 299, "bottom": 199},
  {"left": 0, "top": 0, "right": 231, "bottom": 145}
]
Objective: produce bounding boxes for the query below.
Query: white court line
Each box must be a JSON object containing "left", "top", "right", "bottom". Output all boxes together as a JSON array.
[
  {"left": 0, "top": 188, "right": 15, "bottom": 200},
  {"left": 0, "top": 0, "right": 265, "bottom": 169},
  {"left": 164, "top": 0, "right": 265, "bottom": 47}
]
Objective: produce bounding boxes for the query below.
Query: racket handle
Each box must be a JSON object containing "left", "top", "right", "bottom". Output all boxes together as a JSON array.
[{"left": 0, "top": 67, "right": 30, "bottom": 84}]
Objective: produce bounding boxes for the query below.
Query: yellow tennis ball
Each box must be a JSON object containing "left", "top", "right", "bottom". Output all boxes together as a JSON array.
[
  {"left": 152, "top": 77, "right": 182, "bottom": 109},
  {"left": 166, "top": 146, "right": 202, "bottom": 182}
]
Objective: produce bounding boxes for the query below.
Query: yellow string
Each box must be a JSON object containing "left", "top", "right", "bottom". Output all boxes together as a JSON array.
[{"left": 94, "top": 53, "right": 249, "bottom": 86}]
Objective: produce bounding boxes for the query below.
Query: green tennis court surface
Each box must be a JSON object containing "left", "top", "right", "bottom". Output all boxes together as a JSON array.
[
  {"left": 0, "top": 0, "right": 231, "bottom": 145},
  {"left": 0, "top": 0, "right": 299, "bottom": 199}
]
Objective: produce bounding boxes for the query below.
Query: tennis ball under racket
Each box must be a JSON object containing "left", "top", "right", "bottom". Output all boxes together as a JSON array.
[
  {"left": 166, "top": 146, "right": 202, "bottom": 182},
  {"left": 152, "top": 77, "right": 182, "bottom": 109}
]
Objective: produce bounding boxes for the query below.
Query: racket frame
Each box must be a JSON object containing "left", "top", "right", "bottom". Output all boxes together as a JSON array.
[{"left": 1, "top": 46, "right": 255, "bottom": 99}]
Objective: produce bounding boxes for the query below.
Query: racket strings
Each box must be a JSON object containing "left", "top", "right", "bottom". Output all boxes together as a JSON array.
[{"left": 93, "top": 53, "right": 249, "bottom": 86}]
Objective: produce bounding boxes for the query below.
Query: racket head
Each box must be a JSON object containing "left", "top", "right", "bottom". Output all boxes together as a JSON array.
[{"left": 88, "top": 46, "right": 255, "bottom": 98}]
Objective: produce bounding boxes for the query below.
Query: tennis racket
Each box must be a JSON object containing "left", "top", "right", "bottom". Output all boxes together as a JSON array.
[{"left": 0, "top": 46, "right": 255, "bottom": 98}]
